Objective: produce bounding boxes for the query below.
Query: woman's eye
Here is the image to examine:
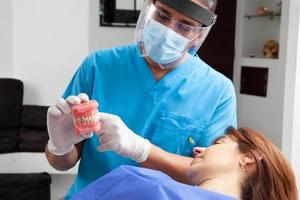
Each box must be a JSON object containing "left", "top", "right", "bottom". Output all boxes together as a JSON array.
[{"left": 214, "top": 138, "right": 225, "bottom": 145}]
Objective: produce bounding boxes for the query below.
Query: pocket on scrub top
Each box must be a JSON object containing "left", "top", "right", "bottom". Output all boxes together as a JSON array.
[{"left": 149, "top": 112, "right": 206, "bottom": 157}]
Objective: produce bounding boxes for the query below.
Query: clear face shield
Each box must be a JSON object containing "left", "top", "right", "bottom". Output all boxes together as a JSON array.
[{"left": 135, "top": 0, "right": 217, "bottom": 69}]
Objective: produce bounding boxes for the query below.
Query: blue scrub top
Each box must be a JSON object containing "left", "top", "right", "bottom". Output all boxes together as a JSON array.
[
  {"left": 71, "top": 165, "right": 237, "bottom": 200},
  {"left": 64, "top": 44, "right": 237, "bottom": 199}
]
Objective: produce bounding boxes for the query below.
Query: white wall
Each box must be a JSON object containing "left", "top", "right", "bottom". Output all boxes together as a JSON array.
[
  {"left": 88, "top": 0, "right": 135, "bottom": 53},
  {"left": 235, "top": 0, "right": 300, "bottom": 191},
  {"left": 234, "top": 64, "right": 284, "bottom": 147},
  {"left": 281, "top": 0, "right": 300, "bottom": 190},
  {"left": 51, "top": 174, "right": 74, "bottom": 200},
  {"left": 234, "top": 0, "right": 284, "bottom": 148},
  {"left": 9, "top": 0, "right": 136, "bottom": 105},
  {"left": 0, "top": 0, "right": 13, "bottom": 77},
  {"left": 6, "top": 1, "right": 136, "bottom": 199},
  {"left": 13, "top": 0, "right": 89, "bottom": 105},
  {"left": 242, "top": 0, "right": 281, "bottom": 58},
  {"left": 11, "top": 0, "right": 89, "bottom": 199},
  {"left": 292, "top": 25, "right": 300, "bottom": 192},
  {"left": 0, "top": 0, "right": 137, "bottom": 198},
  {"left": 293, "top": 21, "right": 300, "bottom": 188}
]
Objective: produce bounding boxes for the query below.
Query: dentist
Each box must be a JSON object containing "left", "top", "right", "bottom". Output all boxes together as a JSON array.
[{"left": 45, "top": 0, "right": 237, "bottom": 199}]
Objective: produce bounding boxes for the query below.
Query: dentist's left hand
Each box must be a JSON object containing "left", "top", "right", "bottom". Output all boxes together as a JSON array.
[{"left": 96, "top": 113, "right": 151, "bottom": 163}]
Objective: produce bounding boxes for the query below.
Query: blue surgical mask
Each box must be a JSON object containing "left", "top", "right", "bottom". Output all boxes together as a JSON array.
[{"left": 142, "top": 19, "right": 191, "bottom": 66}]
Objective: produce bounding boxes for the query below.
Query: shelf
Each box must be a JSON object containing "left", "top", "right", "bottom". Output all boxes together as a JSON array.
[
  {"left": 239, "top": 57, "right": 280, "bottom": 68},
  {"left": 244, "top": 12, "right": 281, "bottom": 20},
  {"left": 0, "top": 153, "right": 78, "bottom": 174}
]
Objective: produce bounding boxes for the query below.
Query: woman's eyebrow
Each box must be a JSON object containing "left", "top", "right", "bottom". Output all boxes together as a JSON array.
[
  {"left": 213, "top": 136, "right": 228, "bottom": 144},
  {"left": 213, "top": 137, "right": 222, "bottom": 144}
]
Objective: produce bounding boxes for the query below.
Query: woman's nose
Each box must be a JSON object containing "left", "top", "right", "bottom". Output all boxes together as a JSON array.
[{"left": 193, "top": 147, "right": 206, "bottom": 157}]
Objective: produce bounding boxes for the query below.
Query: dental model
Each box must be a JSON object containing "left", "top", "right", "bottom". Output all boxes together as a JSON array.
[{"left": 72, "top": 100, "right": 101, "bottom": 136}]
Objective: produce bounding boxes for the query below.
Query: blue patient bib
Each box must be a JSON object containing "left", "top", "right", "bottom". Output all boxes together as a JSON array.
[{"left": 71, "top": 165, "right": 237, "bottom": 200}]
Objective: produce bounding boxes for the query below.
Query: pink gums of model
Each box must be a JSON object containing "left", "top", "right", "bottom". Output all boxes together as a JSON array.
[{"left": 72, "top": 100, "right": 101, "bottom": 136}]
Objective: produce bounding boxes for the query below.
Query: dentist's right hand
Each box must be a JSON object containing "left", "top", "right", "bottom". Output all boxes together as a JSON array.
[{"left": 47, "top": 93, "right": 93, "bottom": 156}]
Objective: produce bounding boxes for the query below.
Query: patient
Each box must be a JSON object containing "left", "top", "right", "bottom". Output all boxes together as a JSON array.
[{"left": 71, "top": 127, "right": 297, "bottom": 200}]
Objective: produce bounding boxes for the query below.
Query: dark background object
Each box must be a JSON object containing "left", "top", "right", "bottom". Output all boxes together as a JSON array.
[
  {"left": 0, "top": 79, "right": 51, "bottom": 199},
  {"left": 100, "top": 0, "right": 140, "bottom": 27},
  {"left": 0, "top": 78, "right": 23, "bottom": 153},
  {"left": 0, "top": 78, "right": 23, "bottom": 129},
  {"left": 0, "top": 130, "right": 18, "bottom": 153},
  {"left": 240, "top": 66, "right": 268, "bottom": 97},
  {"left": 198, "top": 0, "right": 237, "bottom": 80},
  {"left": 0, "top": 172, "right": 51, "bottom": 200},
  {"left": 0, "top": 78, "right": 49, "bottom": 153},
  {"left": 19, "top": 105, "right": 49, "bottom": 152},
  {"left": 21, "top": 105, "right": 48, "bottom": 129}
]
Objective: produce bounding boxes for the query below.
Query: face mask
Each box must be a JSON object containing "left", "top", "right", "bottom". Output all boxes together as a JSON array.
[{"left": 142, "top": 19, "right": 191, "bottom": 66}]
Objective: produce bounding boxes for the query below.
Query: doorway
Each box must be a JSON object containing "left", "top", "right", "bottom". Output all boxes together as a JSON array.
[{"left": 198, "top": 0, "right": 237, "bottom": 80}]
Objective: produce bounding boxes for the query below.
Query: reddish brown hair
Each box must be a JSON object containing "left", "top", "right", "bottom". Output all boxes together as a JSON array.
[{"left": 227, "top": 127, "right": 298, "bottom": 200}]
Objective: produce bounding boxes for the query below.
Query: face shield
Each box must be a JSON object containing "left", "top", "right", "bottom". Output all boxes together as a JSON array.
[{"left": 135, "top": 0, "right": 217, "bottom": 69}]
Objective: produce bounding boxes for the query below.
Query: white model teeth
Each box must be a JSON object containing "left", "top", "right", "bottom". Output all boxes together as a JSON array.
[{"left": 76, "top": 114, "right": 97, "bottom": 124}]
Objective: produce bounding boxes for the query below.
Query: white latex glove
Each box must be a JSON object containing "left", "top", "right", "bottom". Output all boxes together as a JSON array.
[
  {"left": 47, "top": 93, "right": 93, "bottom": 156},
  {"left": 96, "top": 113, "right": 151, "bottom": 163}
]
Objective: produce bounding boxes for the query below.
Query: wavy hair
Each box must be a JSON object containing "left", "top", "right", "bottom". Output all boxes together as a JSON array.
[{"left": 226, "top": 127, "right": 297, "bottom": 200}]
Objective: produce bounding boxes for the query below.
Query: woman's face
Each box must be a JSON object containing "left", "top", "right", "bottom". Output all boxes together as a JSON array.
[{"left": 187, "top": 135, "right": 242, "bottom": 185}]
